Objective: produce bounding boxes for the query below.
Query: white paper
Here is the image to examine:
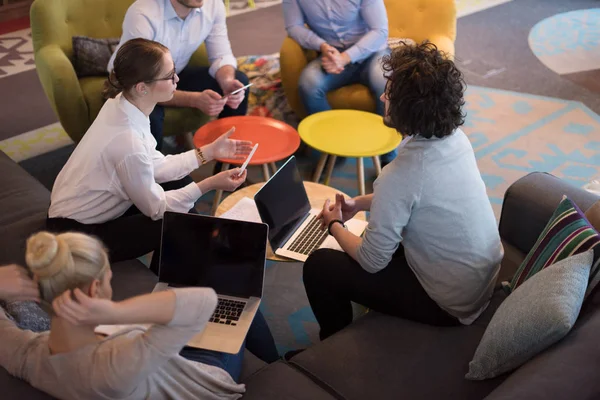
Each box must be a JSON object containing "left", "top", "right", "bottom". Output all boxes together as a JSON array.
[
  {"left": 318, "top": 218, "right": 369, "bottom": 251},
  {"left": 95, "top": 324, "right": 149, "bottom": 336},
  {"left": 220, "top": 197, "right": 262, "bottom": 224}
]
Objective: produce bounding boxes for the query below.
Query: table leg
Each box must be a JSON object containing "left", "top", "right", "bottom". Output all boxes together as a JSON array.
[
  {"left": 373, "top": 156, "right": 382, "bottom": 175},
  {"left": 210, "top": 162, "right": 228, "bottom": 215},
  {"left": 357, "top": 158, "right": 366, "bottom": 196},
  {"left": 269, "top": 162, "right": 278, "bottom": 175},
  {"left": 313, "top": 153, "right": 328, "bottom": 182},
  {"left": 323, "top": 155, "right": 337, "bottom": 186},
  {"left": 262, "top": 164, "right": 271, "bottom": 181}
]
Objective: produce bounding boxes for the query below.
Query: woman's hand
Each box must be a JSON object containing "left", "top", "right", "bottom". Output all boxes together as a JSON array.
[
  {"left": 201, "top": 168, "right": 247, "bottom": 193},
  {"left": 0, "top": 264, "right": 40, "bottom": 303},
  {"left": 204, "top": 127, "right": 253, "bottom": 161},
  {"left": 52, "top": 288, "right": 118, "bottom": 326}
]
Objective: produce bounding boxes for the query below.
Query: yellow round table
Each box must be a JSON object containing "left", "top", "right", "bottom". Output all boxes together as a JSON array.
[
  {"left": 216, "top": 181, "right": 367, "bottom": 262},
  {"left": 298, "top": 110, "right": 402, "bottom": 195}
]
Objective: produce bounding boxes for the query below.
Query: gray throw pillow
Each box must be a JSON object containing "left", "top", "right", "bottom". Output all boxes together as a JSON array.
[
  {"left": 466, "top": 250, "right": 593, "bottom": 380},
  {"left": 72, "top": 36, "right": 120, "bottom": 78}
]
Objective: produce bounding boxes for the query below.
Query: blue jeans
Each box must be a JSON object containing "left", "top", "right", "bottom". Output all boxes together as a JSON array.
[
  {"left": 298, "top": 49, "right": 396, "bottom": 161},
  {"left": 179, "top": 309, "right": 278, "bottom": 383}
]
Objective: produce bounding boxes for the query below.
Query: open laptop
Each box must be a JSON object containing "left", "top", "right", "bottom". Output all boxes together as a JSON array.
[
  {"left": 254, "top": 156, "right": 368, "bottom": 262},
  {"left": 153, "top": 212, "right": 268, "bottom": 354}
]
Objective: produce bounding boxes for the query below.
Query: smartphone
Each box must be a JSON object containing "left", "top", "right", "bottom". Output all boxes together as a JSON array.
[
  {"left": 223, "top": 83, "right": 253, "bottom": 98},
  {"left": 238, "top": 143, "right": 259, "bottom": 176}
]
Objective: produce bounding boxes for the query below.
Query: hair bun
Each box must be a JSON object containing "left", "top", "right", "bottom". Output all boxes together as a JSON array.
[{"left": 26, "top": 232, "right": 72, "bottom": 278}]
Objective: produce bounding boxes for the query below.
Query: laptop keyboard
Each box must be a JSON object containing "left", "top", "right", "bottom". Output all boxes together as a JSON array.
[
  {"left": 209, "top": 298, "right": 246, "bottom": 326},
  {"left": 287, "top": 215, "right": 328, "bottom": 256}
]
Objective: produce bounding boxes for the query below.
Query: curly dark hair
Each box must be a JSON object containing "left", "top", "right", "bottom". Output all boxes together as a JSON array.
[{"left": 381, "top": 41, "right": 466, "bottom": 139}]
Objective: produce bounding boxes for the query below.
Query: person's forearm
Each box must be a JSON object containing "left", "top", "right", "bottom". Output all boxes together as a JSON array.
[
  {"left": 287, "top": 25, "right": 326, "bottom": 51},
  {"left": 111, "top": 291, "right": 177, "bottom": 325},
  {"left": 196, "top": 176, "right": 215, "bottom": 195},
  {"left": 354, "top": 194, "right": 374, "bottom": 211},
  {"left": 159, "top": 89, "right": 196, "bottom": 108},
  {"left": 215, "top": 65, "right": 236, "bottom": 90},
  {"left": 330, "top": 223, "right": 362, "bottom": 261}
]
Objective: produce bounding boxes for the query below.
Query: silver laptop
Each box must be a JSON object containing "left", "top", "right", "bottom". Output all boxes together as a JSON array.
[
  {"left": 153, "top": 212, "right": 268, "bottom": 354},
  {"left": 254, "top": 156, "right": 367, "bottom": 262}
]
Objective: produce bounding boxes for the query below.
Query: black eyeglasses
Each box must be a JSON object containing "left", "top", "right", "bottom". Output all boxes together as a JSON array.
[{"left": 148, "top": 68, "right": 177, "bottom": 84}]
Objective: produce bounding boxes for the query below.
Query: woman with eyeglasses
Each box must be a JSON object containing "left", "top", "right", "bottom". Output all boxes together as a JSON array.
[{"left": 47, "top": 38, "right": 253, "bottom": 273}]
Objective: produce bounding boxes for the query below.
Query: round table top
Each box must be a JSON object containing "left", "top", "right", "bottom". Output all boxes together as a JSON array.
[
  {"left": 298, "top": 110, "right": 402, "bottom": 157},
  {"left": 216, "top": 181, "right": 367, "bottom": 262},
  {"left": 193, "top": 116, "right": 301, "bottom": 165}
]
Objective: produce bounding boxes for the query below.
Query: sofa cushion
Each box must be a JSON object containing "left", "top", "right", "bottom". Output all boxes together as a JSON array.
[
  {"left": 467, "top": 251, "right": 593, "bottom": 380},
  {"left": 506, "top": 197, "right": 600, "bottom": 296},
  {"left": 483, "top": 301, "right": 600, "bottom": 400},
  {"left": 499, "top": 172, "right": 599, "bottom": 257},
  {"left": 0, "top": 151, "right": 50, "bottom": 266},
  {"left": 0, "top": 369, "right": 53, "bottom": 400},
  {"left": 243, "top": 361, "right": 337, "bottom": 400},
  {"left": 288, "top": 290, "right": 508, "bottom": 400}
]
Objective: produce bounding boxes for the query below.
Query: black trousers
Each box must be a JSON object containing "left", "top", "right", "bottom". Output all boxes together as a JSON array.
[
  {"left": 46, "top": 177, "right": 196, "bottom": 274},
  {"left": 303, "top": 245, "right": 460, "bottom": 341},
  {"left": 149, "top": 66, "right": 250, "bottom": 150}
]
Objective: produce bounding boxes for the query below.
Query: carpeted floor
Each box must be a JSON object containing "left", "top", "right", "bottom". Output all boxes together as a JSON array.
[{"left": 2, "top": 0, "right": 600, "bottom": 354}]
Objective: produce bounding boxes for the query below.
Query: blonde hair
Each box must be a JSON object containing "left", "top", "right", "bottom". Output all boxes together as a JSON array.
[{"left": 25, "top": 231, "right": 109, "bottom": 310}]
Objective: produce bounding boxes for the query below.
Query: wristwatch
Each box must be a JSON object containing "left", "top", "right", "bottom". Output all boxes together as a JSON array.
[
  {"left": 195, "top": 147, "right": 207, "bottom": 165},
  {"left": 327, "top": 219, "right": 346, "bottom": 235}
]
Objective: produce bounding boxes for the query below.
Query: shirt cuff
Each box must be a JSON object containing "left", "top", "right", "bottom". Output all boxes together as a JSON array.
[
  {"left": 344, "top": 46, "right": 362, "bottom": 64},
  {"left": 208, "top": 54, "right": 238, "bottom": 78},
  {"left": 311, "top": 37, "right": 327, "bottom": 51},
  {"left": 183, "top": 149, "right": 201, "bottom": 170},
  {"left": 183, "top": 181, "right": 203, "bottom": 200}
]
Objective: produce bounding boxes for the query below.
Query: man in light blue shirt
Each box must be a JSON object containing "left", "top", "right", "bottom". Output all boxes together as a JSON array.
[
  {"left": 282, "top": 0, "right": 396, "bottom": 163},
  {"left": 108, "top": 0, "right": 249, "bottom": 150},
  {"left": 302, "top": 42, "right": 503, "bottom": 342}
]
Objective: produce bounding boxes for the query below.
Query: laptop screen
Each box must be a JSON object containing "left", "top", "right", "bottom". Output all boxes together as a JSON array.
[
  {"left": 159, "top": 213, "right": 267, "bottom": 298},
  {"left": 254, "top": 156, "right": 311, "bottom": 247}
]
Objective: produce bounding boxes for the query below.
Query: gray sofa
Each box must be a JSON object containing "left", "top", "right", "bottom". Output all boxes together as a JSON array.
[{"left": 2, "top": 148, "right": 599, "bottom": 399}]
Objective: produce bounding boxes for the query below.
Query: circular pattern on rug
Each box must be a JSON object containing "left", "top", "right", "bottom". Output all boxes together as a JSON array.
[{"left": 528, "top": 9, "right": 600, "bottom": 92}]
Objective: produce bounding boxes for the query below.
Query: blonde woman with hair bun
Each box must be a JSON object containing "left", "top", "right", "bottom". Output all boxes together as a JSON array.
[{"left": 0, "top": 230, "right": 277, "bottom": 400}]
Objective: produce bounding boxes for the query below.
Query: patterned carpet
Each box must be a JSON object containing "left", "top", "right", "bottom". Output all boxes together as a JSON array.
[{"left": 528, "top": 8, "right": 600, "bottom": 93}]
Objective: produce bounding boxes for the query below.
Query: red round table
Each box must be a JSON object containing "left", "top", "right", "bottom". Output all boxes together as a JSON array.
[{"left": 193, "top": 116, "right": 300, "bottom": 214}]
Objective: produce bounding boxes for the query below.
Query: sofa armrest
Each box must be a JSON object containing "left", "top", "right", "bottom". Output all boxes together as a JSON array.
[
  {"left": 498, "top": 172, "right": 600, "bottom": 255},
  {"left": 280, "top": 36, "right": 312, "bottom": 120},
  {"left": 34, "top": 45, "right": 89, "bottom": 142},
  {"left": 428, "top": 34, "right": 455, "bottom": 59}
]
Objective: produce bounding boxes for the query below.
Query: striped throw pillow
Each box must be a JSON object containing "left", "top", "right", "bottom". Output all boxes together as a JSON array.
[{"left": 506, "top": 196, "right": 600, "bottom": 297}]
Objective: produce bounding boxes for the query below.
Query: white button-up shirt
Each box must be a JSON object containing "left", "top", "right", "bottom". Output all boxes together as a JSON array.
[
  {"left": 108, "top": 0, "right": 237, "bottom": 77},
  {"left": 49, "top": 94, "right": 202, "bottom": 224}
]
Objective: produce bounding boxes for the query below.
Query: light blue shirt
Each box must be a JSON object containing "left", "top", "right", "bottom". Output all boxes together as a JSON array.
[
  {"left": 282, "top": 0, "right": 388, "bottom": 63},
  {"left": 108, "top": 0, "right": 236, "bottom": 77},
  {"left": 356, "top": 130, "right": 504, "bottom": 324}
]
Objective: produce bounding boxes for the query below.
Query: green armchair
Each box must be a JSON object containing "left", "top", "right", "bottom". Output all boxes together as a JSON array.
[{"left": 31, "top": 0, "right": 210, "bottom": 143}]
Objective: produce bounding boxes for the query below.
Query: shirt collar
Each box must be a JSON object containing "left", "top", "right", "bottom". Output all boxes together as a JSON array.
[
  {"left": 164, "top": 0, "right": 202, "bottom": 21},
  {"left": 117, "top": 93, "right": 150, "bottom": 130}
]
